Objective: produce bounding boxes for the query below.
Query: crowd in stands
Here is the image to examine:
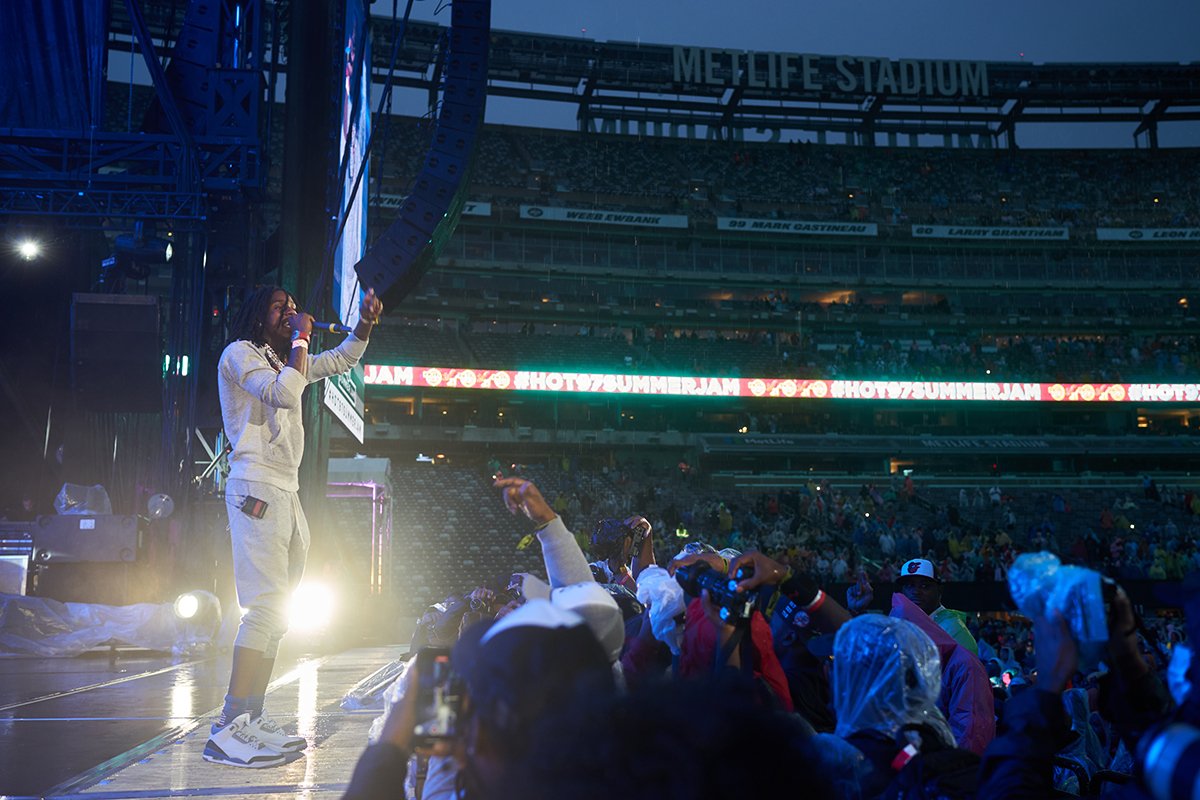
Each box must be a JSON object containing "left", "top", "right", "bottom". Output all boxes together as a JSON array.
[
  {"left": 346, "top": 465, "right": 1197, "bottom": 800},
  {"left": 372, "top": 318, "right": 1200, "bottom": 382},
  {"left": 375, "top": 118, "right": 1200, "bottom": 231},
  {"left": 650, "top": 328, "right": 1200, "bottom": 382}
]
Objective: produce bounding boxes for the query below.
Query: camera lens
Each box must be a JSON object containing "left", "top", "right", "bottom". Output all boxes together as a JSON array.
[{"left": 1140, "top": 722, "right": 1200, "bottom": 800}]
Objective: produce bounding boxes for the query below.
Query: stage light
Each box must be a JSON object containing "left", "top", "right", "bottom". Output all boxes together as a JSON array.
[
  {"left": 289, "top": 581, "right": 336, "bottom": 633},
  {"left": 174, "top": 592, "right": 201, "bottom": 620},
  {"left": 173, "top": 591, "right": 221, "bottom": 625},
  {"left": 115, "top": 232, "right": 173, "bottom": 263},
  {"left": 173, "top": 591, "right": 223, "bottom": 655},
  {"left": 17, "top": 240, "right": 40, "bottom": 260}
]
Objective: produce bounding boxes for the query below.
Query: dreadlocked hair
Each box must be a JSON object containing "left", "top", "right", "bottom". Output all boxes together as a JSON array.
[{"left": 228, "top": 285, "right": 292, "bottom": 347}]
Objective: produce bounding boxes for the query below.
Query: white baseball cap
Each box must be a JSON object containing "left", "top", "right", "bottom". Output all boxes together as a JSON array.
[
  {"left": 898, "top": 558, "right": 941, "bottom": 583},
  {"left": 517, "top": 576, "right": 625, "bottom": 663}
]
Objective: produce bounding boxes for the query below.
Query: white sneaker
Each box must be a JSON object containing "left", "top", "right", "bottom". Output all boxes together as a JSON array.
[
  {"left": 246, "top": 712, "right": 307, "bottom": 753},
  {"left": 202, "top": 712, "right": 290, "bottom": 768}
]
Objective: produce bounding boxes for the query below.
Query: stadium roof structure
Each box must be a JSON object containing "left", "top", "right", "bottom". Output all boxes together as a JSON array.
[{"left": 375, "top": 21, "right": 1200, "bottom": 148}]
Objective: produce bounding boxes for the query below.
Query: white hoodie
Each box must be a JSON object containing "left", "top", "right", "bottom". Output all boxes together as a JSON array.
[{"left": 218, "top": 335, "right": 367, "bottom": 491}]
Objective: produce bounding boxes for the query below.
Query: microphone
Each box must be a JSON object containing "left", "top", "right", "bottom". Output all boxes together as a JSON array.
[{"left": 311, "top": 320, "right": 354, "bottom": 334}]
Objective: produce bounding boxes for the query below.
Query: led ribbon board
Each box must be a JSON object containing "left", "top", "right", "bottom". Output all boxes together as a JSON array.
[{"left": 364, "top": 365, "right": 1200, "bottom": 403}]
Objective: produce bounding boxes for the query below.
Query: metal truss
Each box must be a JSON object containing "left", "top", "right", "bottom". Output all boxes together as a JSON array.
[
  {"left": 0, "top": 186, "right": 204, "bottom": 224},
  {"left": 0, "top": 128, "right": 260, "bottom": 225}
]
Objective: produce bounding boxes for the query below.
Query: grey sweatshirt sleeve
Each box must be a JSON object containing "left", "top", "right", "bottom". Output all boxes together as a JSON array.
[
  {"left": 308, "top": 334, "right": 369, "bottom": 383},
  {"left": 537, "top": 516, "right": 594, "bottom": 588},
  {"left": 220, "top": 342, "right": 307, "bottom": 409}
]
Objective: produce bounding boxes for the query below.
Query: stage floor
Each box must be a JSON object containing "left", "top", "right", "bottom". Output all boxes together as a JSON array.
[{"left": 0, "top": 646, "right": 403, "bottom": 799}]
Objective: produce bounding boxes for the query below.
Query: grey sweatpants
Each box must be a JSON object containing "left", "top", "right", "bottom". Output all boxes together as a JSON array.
[{"left": 225, "top": 478, "right": 310, "bottom": 658}]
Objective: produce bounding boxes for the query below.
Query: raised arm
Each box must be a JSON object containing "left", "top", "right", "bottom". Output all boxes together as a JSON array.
[
  {"left": 495, "top": 477, "right": 593, "bottom": 588},
  {"left": 307, "top": 290, "right": 382, "bottom": 382}
]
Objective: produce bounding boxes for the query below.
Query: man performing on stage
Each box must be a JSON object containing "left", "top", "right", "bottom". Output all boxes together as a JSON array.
[{"left": 206, "top": 285, "right": 383, "bottom": 768}]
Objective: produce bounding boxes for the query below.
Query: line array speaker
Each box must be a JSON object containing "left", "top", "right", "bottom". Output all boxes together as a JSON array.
[{"left": 355, "top": 0, "right": 491, "bottom": 309}]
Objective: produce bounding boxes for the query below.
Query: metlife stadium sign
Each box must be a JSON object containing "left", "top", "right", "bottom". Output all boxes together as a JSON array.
[
  {"left": 671, "top": 48, "right": 990, "bottom": 99},
  {"left": 364, "top": 364, "right": 1200, "bottom": 404},
  {"left": 520, "top": 205, "right": 689, "bottom": 229}
]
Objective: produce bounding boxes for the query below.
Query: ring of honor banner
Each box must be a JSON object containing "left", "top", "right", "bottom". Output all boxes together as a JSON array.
[
  {"left": 717, "top": 217, "right": 877, "bottom": 236},
  {"left": 364, "top": 364, "right": 1200, "bottom": 403},
  {"left": 912, "top": 225, "right": 1069, "bottom": 241},
  {"left": 1096, "top": 228, "right": 1200, "bottom": 242},
  {"left": 520, "top": 204, "right": 689, "bottom": 229}
]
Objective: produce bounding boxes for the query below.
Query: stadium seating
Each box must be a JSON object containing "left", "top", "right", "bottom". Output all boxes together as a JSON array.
[{"left": 371, "top": 117, "right": 1200, "bottom": 229}]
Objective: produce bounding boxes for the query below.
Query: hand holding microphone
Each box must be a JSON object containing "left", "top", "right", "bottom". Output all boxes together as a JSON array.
[{"left": 286, "top": 310, "right": 314, "bottom": 338}]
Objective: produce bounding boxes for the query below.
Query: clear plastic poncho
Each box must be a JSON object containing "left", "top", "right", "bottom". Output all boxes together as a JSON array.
[
  {"left": 832, "top": 614, "right": 954, "bottom": 747},
  {"left": 1007, "top": 552, "right": 1110, "bottom": 669},
  {"left": 634, "top": 565, "right": 686, "bottom": 655}
]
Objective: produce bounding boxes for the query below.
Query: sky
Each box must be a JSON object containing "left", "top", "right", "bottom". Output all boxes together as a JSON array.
[{"left": 387, "top": 0, "right": 1200, "bottom": 148}]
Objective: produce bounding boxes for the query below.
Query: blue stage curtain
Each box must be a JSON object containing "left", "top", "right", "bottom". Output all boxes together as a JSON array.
[{"left": 0, "top": 0, "right": 109, "bottom": 131}]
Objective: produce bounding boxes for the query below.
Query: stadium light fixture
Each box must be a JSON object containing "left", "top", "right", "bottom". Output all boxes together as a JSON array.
[{"left": 17, "top": 240, "right": 41, "bottom": 260}]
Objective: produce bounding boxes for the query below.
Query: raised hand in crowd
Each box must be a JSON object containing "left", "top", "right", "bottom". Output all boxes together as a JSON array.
[
  {"left": 727, "top": 550, "right": 790, "bottom": 592},
  {"left": 625, "top": 514, "right": 656, "bottom": 579},
  {"left": 728, "top": 550, "right": 853, "bottom": 632},
  {"left": 845, "top": 568, "right": 874, "bottom": 614},
  {"left": 467, "top": 586, "right": 496, "bottom": 608},
  {"left": 493, "top": 477, "right": 556, "bottom": 527},
  {"left": 1032, "top": 609, "right": 1078, "bottom": 694},
  {"left": 1105, "top": 584, "right": 1148, "bottom": 679},
  {"left": 666, "top": 550, "right": 727, "bottom": 576}
]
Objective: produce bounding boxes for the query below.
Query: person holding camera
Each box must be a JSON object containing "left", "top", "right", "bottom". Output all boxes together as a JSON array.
[
  {"left": 349, "top": 477, "right": 623, "bottom": 800},
  {"left": 667, "top": 549, "right": 856, "bottom": 713},
  {"left": 587, "top": 514, "right": 655, "bottom": 592},
  {"left": 345, "top": 600, "right": 616, "bottom": 800}
]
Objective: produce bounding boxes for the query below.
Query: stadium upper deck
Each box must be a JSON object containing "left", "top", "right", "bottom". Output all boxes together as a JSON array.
[
  {"left": 369, "top": 20, "right": 1200, "bottom": 147},
  {"left": 371, "top": 119, "right": 1200, "bottom": 232}
]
